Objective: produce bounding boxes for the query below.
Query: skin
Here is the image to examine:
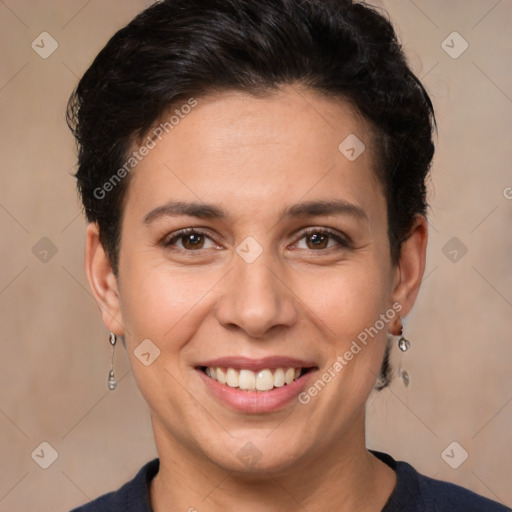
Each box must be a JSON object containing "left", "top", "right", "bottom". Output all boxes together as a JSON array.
[{"left": 85, "top": 84, "right": 427, "bottom": 511}]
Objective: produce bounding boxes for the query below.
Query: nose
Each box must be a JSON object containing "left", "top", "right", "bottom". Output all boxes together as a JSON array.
[{"left": 214, "top": 251, "right": 299, "bottom": 339}]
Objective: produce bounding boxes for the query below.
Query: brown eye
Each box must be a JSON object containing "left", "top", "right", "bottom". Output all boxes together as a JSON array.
[
  {"left": 180, "top": 233, "right": 205, "bottom": 250},
  {"left": 295, "top": 228, "right": 351, "bottom": 251},
  {"left": 164, "top": 229, "right": 215, "bottom": 251},
  {"left": 305, "top": 232, "right": 329, "bottom": 250}
]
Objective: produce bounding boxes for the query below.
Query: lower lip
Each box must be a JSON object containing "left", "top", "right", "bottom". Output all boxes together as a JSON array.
[{"left": 197, "top": 369, "right": 314, "bottom": 413}]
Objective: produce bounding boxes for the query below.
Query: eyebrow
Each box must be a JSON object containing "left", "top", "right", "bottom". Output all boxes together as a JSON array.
[{"left": 143, "top": 199, "right": 368, "bottom": 225}]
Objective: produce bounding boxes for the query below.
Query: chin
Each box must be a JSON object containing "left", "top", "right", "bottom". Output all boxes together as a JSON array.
[{"left": 199, "top": 427, "right": 316, "bottom": 476}]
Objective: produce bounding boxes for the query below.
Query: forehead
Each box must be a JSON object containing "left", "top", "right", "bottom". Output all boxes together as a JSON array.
[{"left": 123, "top": 85, "right": 384, "bottom": 224}]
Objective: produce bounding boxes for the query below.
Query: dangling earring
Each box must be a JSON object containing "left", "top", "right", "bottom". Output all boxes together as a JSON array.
[
  {"left": 395, "top": 317, "right": 411, "bottom": 387},
  {"left": 397, "top": 318, "right": 411, "bottom": 352},
  {"left": 107, "top": 332, "right": 117, "bottom": 390}
]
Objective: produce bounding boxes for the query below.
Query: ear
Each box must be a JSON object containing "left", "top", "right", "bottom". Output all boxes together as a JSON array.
[
  {"left": 390, "top": 215, "right": 428, "bottom": 332},
  {"left": 85, "top": 222, "right": 125, "bottom": 335}
]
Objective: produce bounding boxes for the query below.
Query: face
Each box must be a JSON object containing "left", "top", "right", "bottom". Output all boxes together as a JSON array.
[{"left": 87, "top": 85, "right": 426, "bottom": 475}]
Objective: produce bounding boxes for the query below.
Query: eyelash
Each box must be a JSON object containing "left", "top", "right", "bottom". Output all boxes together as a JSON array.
[{"left": 163, "top": 227, "right": 352, "bottom": 253}]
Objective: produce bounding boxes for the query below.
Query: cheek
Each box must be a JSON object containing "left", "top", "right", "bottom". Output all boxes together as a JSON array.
[
  {"left": 297, "top": 259, "right": 392, "bottom": 343},
  {"left": 119, "top": 246, "right": 393, "bottom": 351},
  {"left": 296, "top": 258, "right": 393, "bottom": 404},
  {"left": 116, "top": 261, "right": 220, "bottom": 427},
  {"left": 118, "top": 254, "right": 219, "bottom": 339}
]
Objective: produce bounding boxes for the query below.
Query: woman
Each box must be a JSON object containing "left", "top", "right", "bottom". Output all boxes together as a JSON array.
[{"left": 67, "top": 0, "right": 509, "bottom": 510}]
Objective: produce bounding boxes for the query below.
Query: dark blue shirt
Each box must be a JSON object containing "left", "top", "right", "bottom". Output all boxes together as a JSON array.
[{"left": 70, "top": 451, "right": 510, "bottom": 511}]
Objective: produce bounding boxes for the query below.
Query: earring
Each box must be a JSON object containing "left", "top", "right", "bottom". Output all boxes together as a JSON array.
[
  {"left": 107, "top": 332, "right": 117, "bottom": 390},
  {"left": 397, "top": 366, "right": 410, "bottom": 387},
  {"left": 397, "top": 318, "right": 411, "bottom": 352}
]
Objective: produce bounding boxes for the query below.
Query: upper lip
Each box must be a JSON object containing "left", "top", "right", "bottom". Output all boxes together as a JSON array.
[{"left": 197, "top": 356, "right": 317, "bottom": 372}]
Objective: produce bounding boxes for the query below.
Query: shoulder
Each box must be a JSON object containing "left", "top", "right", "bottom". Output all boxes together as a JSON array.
[
  {"left": 414, "top": 467, "right": 510, "bottom": 512},
  {"left": 68, "top": 458, "right": 159, "bottom": 512},
  {"left": 371, "top": 450, "right": 510, "bottom": 512}
]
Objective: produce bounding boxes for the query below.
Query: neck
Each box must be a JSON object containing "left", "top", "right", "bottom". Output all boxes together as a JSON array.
[{"left": 149, "top": 412, "right": 396, "bottom": 512}]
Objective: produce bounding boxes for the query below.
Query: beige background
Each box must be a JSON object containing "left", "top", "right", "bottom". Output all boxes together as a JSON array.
[{"left": 0, "top": 0, "right": 511, "bottom": 510}]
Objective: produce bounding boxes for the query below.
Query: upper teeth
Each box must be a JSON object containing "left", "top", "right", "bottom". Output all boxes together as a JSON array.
[{"left": 205, "top": 367, "right": 302, "bottom": 391}]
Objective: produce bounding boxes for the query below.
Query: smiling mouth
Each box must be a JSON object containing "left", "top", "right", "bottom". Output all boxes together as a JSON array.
[{"left": 199, "top": 366, "right": 314, "bottom": 392}]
